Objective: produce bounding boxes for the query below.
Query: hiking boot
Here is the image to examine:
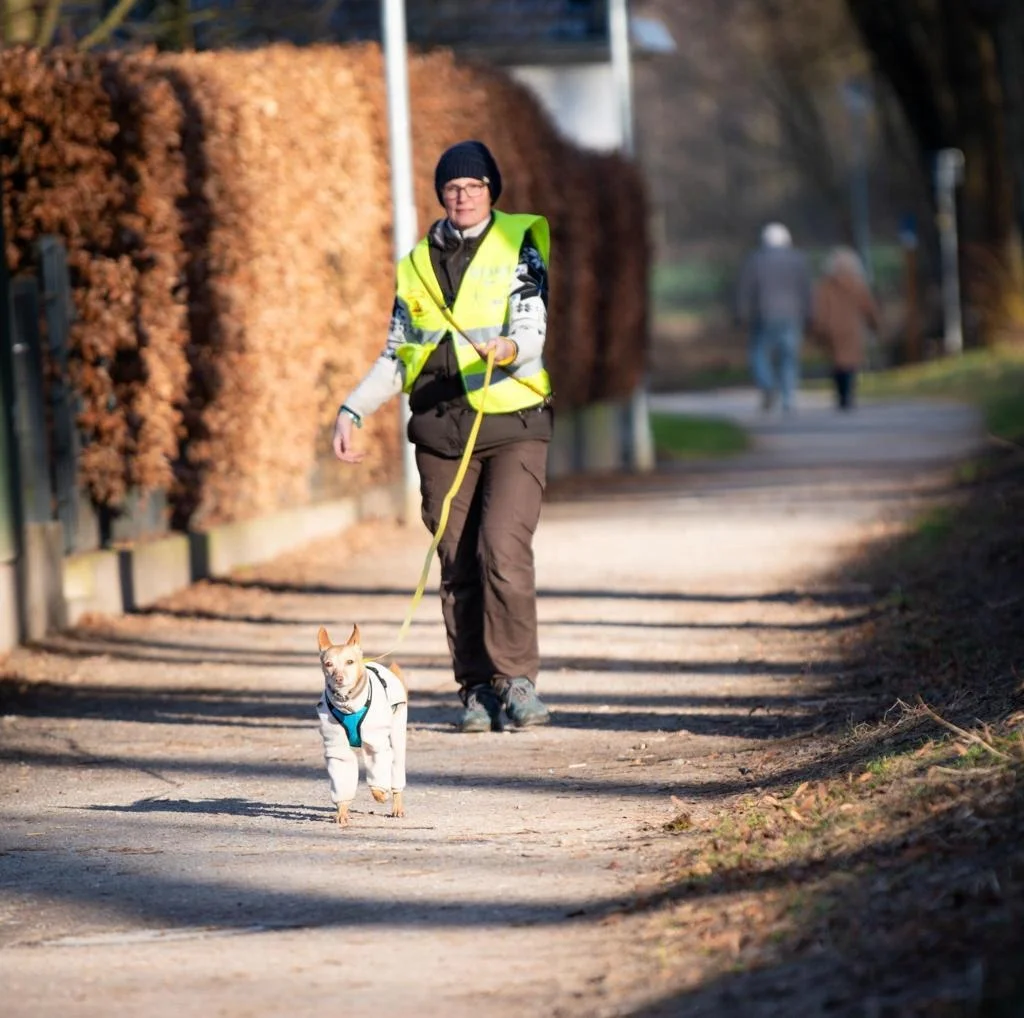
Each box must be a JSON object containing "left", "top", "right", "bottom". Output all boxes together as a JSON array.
[
  {"left": 457, "top": 684, "right": 502, "bottom": 733},
  {"left": 502, "top": 677, "right": 551, "bottom": 728}
]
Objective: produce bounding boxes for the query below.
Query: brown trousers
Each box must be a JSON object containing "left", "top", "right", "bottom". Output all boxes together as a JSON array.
[{"left": 416, "top": 440, "right": 548, "bottom": 698}]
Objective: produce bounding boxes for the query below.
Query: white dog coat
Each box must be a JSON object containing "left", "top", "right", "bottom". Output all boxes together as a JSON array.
[{"left": 316, "top": 663, "right": 408, "bottom": 806}]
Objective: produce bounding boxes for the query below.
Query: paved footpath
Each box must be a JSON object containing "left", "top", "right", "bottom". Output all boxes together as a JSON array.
[{"left": 0, "top": 389, "right": 982, "bottom": 1017}]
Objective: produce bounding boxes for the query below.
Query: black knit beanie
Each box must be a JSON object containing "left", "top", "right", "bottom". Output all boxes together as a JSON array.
[{"left": 434, "top": 140, "right": 502, "bottom": 205}]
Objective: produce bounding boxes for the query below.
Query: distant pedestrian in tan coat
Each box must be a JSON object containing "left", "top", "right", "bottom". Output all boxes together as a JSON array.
[{"left": 810, "top": 247, "right": 880, "bottom": 410}]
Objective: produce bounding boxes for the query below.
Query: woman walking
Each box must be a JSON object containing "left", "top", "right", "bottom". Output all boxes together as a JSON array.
[
  {"left": 331, "top": 140, "right": 554, "bottom": 733},
  {"left": 810, "top": 247, "right": 880, "bottom": 410}
]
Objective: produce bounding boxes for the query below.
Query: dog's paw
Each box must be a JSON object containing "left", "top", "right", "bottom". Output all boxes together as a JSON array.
[
  {"left": 335, "top": 803, "right": 350, "bottom": 827},
  {"left": 369, "top": 786, "right": 388, "bottom": 804},
  {"left": 390, "top": 791, "right": 405, "bottom": 818}
]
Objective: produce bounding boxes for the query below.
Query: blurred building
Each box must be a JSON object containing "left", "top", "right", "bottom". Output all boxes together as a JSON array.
[{"left": 175, "top": 0, "right": 675, "bottom": 154}]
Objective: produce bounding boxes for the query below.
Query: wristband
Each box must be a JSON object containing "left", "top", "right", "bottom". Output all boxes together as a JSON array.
[{"left": 339, "top": 404, "right": 363, "bottom": 428}]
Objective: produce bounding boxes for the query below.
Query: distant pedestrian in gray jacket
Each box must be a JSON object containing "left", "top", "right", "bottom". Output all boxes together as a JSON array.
[{"left": 736, "top": 223, "right": 812, "bottom": 412}]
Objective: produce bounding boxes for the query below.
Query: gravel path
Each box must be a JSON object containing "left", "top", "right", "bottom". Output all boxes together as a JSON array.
[{"left": 0, "top": 388, "right": 983, "bottom": 1017}]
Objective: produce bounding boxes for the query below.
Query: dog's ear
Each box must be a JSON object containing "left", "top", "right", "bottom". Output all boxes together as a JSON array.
[
  {"left": 344, "top": 624, "right": 361, "bottom": 648},
  {"left": 317, "top": 626, "right": 332, "bottom": 652}
]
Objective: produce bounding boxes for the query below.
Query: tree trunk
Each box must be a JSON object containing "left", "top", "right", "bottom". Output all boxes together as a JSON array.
[
  {"left": 35, "top": 0, "right": 64, "bottom": 47},
  {"left": 846, "top": 0, "right": 1023, "bottom": 342},
  {"left": 973, "top": 0, "right": 1024, "bottom": 334},
  {"left": 77, "top": 0, "right": 139, "bottom": 50},
  {"left": 3, "top": 0, "right": 38, "bottom": 44}
]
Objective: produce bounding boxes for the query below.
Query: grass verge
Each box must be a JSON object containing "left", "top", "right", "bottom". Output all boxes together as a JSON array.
[
  {"left": 650, "top": 412, "right": 749, "bottom": 461},
  {"left": 628, "top": 356, "right": 1024, "bottom": 1015},
  {"left": 861, "top": 345, "right": 1024, "bottom": 442}
]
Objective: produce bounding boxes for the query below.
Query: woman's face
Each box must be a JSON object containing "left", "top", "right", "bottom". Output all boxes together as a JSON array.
[{"left": 441, "top": 177, "right": 492, "bottom": 231}]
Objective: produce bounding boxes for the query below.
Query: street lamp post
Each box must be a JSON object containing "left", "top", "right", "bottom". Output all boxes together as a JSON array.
[
  {"left": 841, "top": 78, "right": 874, "bottom": 285},
  {"left": 935, "top": 147, "right": 965, "bottom": 356},
  {"left": 381, "top": 0, "right": 421, "bottom": 522},
  {"left": 608, "top": 0, "right": 654, "bottom": 472}
]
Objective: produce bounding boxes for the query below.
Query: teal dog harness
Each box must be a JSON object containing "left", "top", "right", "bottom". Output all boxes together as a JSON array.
[{"left": 324, "top": 665, "right": 391, "bottom": 748}]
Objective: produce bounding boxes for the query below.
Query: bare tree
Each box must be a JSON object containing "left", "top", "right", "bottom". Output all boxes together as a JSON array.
[
  {"left": 634, "top": 0, "right": 924, "bottom": 255},
  {"left": 2, "top": 0, "right": 140, "bottom": 49},
  {"left": 845, "top": 0, "right": 1024, "bottom": 338}
]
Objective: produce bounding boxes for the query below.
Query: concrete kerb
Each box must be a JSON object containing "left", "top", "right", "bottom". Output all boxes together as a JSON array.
[
  {"left": 1, "top": 396, "right": 642, "bottom": 644},
  {"left": 548, "top": 397, "right": 633, "bottom": 477},
  {"left": 60, "top": 482, "right": 405, "bottom": 627},
  {"left": 0, "top": 562, "right": 17, "bottom": 650}
]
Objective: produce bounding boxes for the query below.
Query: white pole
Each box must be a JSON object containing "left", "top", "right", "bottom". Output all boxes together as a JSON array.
[
  {"left": 609, "top": 0, "right": 635, "bottom": 159},
  {"left": 609, "top": 0, "right": 654, "bottom": 472},
  {"left": 841, "top": 79, "right": 874, "bottom": 286},
  {"left": 935, "top": 148, "right": 965, "bottom": 356},
  {"left": 381, "top": 0, "right": 421, "bottom": 521}
]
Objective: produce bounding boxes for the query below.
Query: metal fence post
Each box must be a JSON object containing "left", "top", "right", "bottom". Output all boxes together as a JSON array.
[
  {"left": 9, "top": 273, "right": 67, "bottom": 640},
  {"left": 37, "top": 236, "right": 80, "bottom": 552},
  {"left": 10, "top": 278, "right": 53, "bottom": 524}
]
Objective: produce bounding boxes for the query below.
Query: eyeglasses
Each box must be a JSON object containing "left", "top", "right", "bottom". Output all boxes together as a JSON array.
[{"left": 442, "top": 181, "right": 488, "bottom": 200}]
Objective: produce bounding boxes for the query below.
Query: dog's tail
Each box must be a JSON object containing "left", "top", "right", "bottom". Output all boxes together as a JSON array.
[{"left": 390, "top": 661, "right": 409, "bottom": 700}]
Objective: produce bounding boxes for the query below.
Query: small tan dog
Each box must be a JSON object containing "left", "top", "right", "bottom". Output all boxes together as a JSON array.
[{"left": 315, "top": 625, "right": 408, "bottom": 827}]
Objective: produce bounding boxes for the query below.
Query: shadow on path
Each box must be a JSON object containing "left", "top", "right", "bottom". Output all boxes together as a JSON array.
[{"left": 186, "top": 577, "right": 879, "bottom": 607}]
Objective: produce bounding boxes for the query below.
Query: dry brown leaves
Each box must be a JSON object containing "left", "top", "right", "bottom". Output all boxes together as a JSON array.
[{"left": 2, "top": 43, "right": 650, "bottom": 527}]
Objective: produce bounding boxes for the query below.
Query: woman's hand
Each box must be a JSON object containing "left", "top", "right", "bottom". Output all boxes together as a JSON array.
[
  {"left": 332, "top": 410, "right": 366, "bottom": 463},
  {"left": 479, "top": 337, "right": 517, "bottom": 366}
]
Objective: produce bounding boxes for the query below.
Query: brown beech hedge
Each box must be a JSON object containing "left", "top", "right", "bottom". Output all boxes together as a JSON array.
[{"left": 0, "top": 44, "right": 649, "bottom": 528}]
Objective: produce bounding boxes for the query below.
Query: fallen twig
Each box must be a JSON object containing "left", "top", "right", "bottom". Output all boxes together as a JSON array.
[
  {"left": 926, "top": 765, "right": 999, "bottom": 778},
  {"left": 987, "top": 432, "right": 1024, "bottom": 455},
  {"left": 915, "top": 697, "right": 1014, "bottom": 762},
  {"left": 984, "top": 595, "right": 1022, "bottom": 611}
]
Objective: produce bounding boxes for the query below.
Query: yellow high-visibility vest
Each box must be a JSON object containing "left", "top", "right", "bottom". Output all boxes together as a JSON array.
[{"left": 394, "top": 210, "right": 552, "bottom": 413}]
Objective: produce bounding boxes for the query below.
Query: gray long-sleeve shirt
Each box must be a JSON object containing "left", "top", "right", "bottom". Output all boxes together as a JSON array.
[{"left": 736, "top": 246, "right": 813, "bottom": 329}]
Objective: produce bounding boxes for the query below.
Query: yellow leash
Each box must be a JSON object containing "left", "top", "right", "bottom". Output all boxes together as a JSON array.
[
  {"left": 368, "top": 349, "right": 496, "bottom": 664},
  {"left": 369, "top": 245, "right": 552, "bottom": 664}
]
